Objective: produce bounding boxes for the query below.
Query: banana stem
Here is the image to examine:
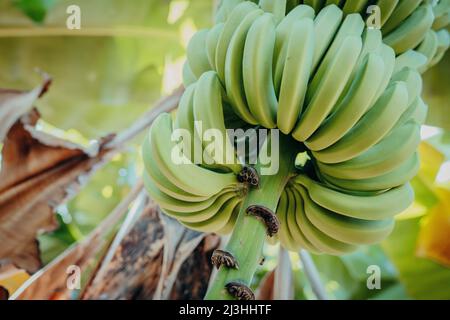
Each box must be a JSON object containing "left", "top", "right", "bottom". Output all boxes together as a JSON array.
[{"left": 205, "top": 134, "right": 299, "bottom": 300}]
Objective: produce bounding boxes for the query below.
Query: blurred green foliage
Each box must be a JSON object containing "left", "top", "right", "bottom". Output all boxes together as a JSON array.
[{"left": 12, "top": 0, "right": 56, "bottom": 23}]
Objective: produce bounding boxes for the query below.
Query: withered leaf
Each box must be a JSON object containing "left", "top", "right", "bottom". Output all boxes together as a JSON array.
[
  {"left": 255, "top": 270, "right": 275, "bottom": 300},
  {"left": 0, "top": 84, "right": 182, "bottom": 277},
  {"left": 0, "top": 78, "right": 51, "bottom": 143},
  {"left": 169, "top": 234, "right": 220, "bottom": 300},
  {"left": 82, "top": 203, "right": 219, "bottom": 300},
  {"left": 82, "top": 203, "right": 166, "bottom": 300},
  {"left": 0, "top": 108, "right": 115, "bottom": 273},
  {"left": 10, "top": 183, "right": 144, "bottom": 300},
  {"left": 0, "top": 286, "right": 9, "bottom": 300}
]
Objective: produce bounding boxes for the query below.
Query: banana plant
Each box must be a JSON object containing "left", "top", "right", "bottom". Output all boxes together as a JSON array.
[{"left": 142, "top": 0, "right": 450, "bottom": 300}]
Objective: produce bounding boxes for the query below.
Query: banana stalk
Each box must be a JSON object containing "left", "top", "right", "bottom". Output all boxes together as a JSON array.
[{"left": 205, "top": 134, "right": 299, "bottom": 300}]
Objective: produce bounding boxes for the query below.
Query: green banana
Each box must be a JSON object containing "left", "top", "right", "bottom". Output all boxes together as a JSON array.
[
  {"left": 310, "top": 4, "right": 343, "bottom": 72},
  {"left": 384, "top": 4, "right": 435, "bottom": 55},
  {"left": 274, "top": 5, "right": 315, "bottom": 93},
  {"left": 292, "top": 35, "right": 363, "bottom": 142},
  {"left": 322, "top": 152, "right": 420, "bottom": 191},
  {"left": 187, "top": 29, "right": 212, "bottom": 78},
  {"left": 193, "top": 71, "right": 242, "bottom": 173},
  {"left": 432, "top": 0, "right": 450, "bottom": 30},
  {"left": 285, "top": 187, "right": 320, "bottom": 252},
  {"left": 216, "top": 1, "right": 259, "bottom": 83},
  {"left": 394, "top": 50, "right": 428, "bottom": 74},
  {"left": 312, "top": 81, "right": 409, "bottom": 163},
  {"left": 316, "top": 121, "right": 421, "bottom": 180},
  {"left": 376, "top": 0, "right": 400, "bottom": 27},
  {"left": 292, "top": 184, "right": 359, "bottom": 254},
  {"left": 276, "top": 189, "right": 300, "bottom": 251},
  {"left": 206, "top": 22, "right": 225, "bottom": 71},
  {"left": 149, "top": 113, "right": 238, "bottom": 197},
  {"left": 428, "top": 29, "right": 450, "bottom": 67},
  {"left": 143, "top": 171, "right": 229, "bottom": 213},
  {"left": 305, "top": 53, "right": 385, "bottom": 151},
  {"left": 417, "top": 30, "right": 439, "bottom": 72},
  {"left": 259, "top": 0, "right": 287, "bottom": 23},
  {"left": 224, "top": 7, "right": 263, "bottom": 125},
  {"left": 382, "top": 0, "right": 423, "bottom": 35},
  {"left": 294, "top": 174, "right": 415, "bottom": 220},
  {"left": 243, "top": 13, "right": 278, "bottom": 128},
  {"left": 342, "top": 0, "right": 369, "bottom": 15},
  {"left": 304, "top": 0, "right": 325, "bottom": 12},
  {"left": 296, "top": 182, "right": 395, "bottom": 245},
  {"left": 181, "top": 197, "right": 242, "bottom": 233},
  {"left": 182, "top": 61, "right": 197, "bottom": 87},
  {"left": 277, "top": 18, "right": 315, "bottom": 134}
]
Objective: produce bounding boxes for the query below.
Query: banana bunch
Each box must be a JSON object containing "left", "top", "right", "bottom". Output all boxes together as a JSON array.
[
  {"left": 214, "top": 0, "right": 450, "bottom": 71},
  {"left": 142, "top": 112, "right": 247, "bottom": 234},
  {"left": 143, "top": 1, "right": 435, "bottom": 255},
  {"left": 276, "top": 175, "right": 413, "bottom": 254}
]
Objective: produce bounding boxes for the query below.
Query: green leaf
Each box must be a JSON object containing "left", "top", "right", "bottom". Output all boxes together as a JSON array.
[
  {"left": 382, "top": 216, "right": 450, "bottom": 299},
  {"left": 312, "top": 246, "right": 406, "bottom": 300},
  {"left": 422, "top": 51, "right": 450, "bottom": 130},
  {"left": 12, "top": 0, "right": 56, "bottom": 23}
]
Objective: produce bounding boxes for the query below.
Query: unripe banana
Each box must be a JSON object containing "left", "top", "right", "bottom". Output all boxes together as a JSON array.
[
  {"left": 243, "top": 13, "right": 278, "bottom": 128},
  {"left": 316, "top": 122, "right": 421, "bottom": 181},
  {"left": 295, "top": 183, "right": 395, "bottom": 245},
  {"left": 147, "top": 113, "right": 238, "bottom": 197},
  {"left": 187, "top": 29, "right": 213, "bottom": 78},
  {"left": 193, "top": 71, "right": 242, "bottom": 173},
  {"left": 216, "top": 1, "right": 259, "bottom": 82},
  {"left": 294, "top": 175, "right": 414, "bottom": 220},
  {"left": 322, "top": 152, "right": 420, "bottom": 192},
  {"left": 273, "top": 5, "right": 315, "bottom": 93},
  {"left": 310, "top": 4, "right": 343, "bottom": 72},
  {"left": 394, "top": 50, "right": 428, "bottom": 74},
  {"left": 291, "top": 184, "right": 359, "bottom": 255},
  {"left": 180, "top": 197, "right": 242, "bottom": 233},
  {"left": 305, "top": 53, "right": 385, "bottom": 151},
  {"left": 206, "top": 23, "right": 225, "bottom": 71},
  {"left": 342, "top": 0, "right": 369, "bottom": 15},
  {"left": 312, "top": 81, "right": 409, "bottom": 164},
  {"left": 277, "top": 18, "right": 315, "bottom": 134},
  {"left": 224, "top": 7, "right": 263, "bottom": 125},
  {"left": 259, "top": 0, "right": 287, "bottom": 23},
  {"left": 375, "top": 0, "right": 400, "bottom": 27},
  {"left": 417, "top": 30, "right": 439, "bottom": 72},
  {"left": 428, "top": 29, "right": 450, "bottom": 67},
  {"left": 384, "top": 4, "right": 435, "bottom": 55},
  {"left": 432, "top": 0, "right": 450, "bottom": 30},
  {"left": 292, "top": 35, "right": 363, "bottom": 142},
  {"left": 382, "top": 0, "right": 423, "bottom": 35}
]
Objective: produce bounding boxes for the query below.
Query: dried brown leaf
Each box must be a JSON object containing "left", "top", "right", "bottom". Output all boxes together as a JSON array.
[
  {"left": 169, "top": 234, "right": 220, "bottom": 300},
  {"left": 82, "top": 202, "right": 166, "bottom": 300},
  {"left": 82, "top": 204, "right": 219, "bottom": 300},
  {"left": 0, "top": 286, "right": 9, "bottom": 300},
  {"left": 0, "top": 83, "right": 183, "bottom": 274},
  {"left": 10, "top": 182, "right": 143, "bottom": 300},
  {"left": 0, "top": 77, "right": 51, "bottom": 143},
  {"left": 0, "top": 108, "right": 114, "bottom": 273},
  {"left": 256, "top": 270, "right": 275, "bottom": 300}
]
